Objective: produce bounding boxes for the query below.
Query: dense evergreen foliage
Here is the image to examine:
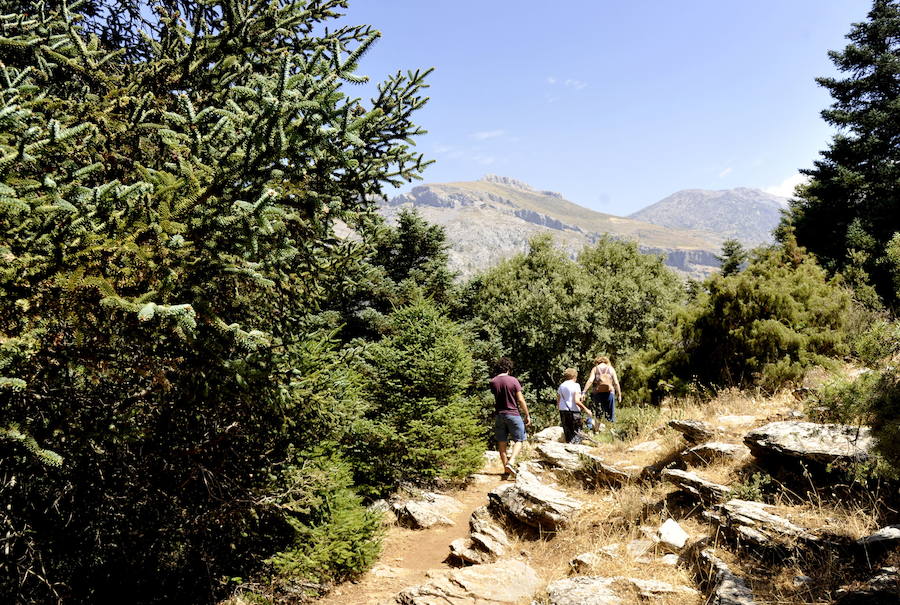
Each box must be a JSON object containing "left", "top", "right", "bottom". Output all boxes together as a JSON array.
[
  {"left": 465, "top": 235, "right": 683, "bottom": 425},
  {"left": 632, "top": 239, "right": 852, "bottom": 402},
  {"left": 0, "top": 0, "right": 435, "bottom": 601},
  {"left": 352, "top": 301, "right": 483, "bottom": 497},
  {"left": 783, "top": 0, "right": 900, "bottom": 307}
]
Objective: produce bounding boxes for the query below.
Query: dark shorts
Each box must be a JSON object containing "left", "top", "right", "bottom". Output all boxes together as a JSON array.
[{"left": 494, "top": 414, "right": 526, "bottom": 443}]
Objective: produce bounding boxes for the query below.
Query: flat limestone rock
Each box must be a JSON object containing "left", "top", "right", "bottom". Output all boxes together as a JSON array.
[
  {"left": 706, "top": 499, "right": 819, "bottom": 550},
  {"left": 392, "top": 492, "right": 462, "bottom": 529},
  {"left": 698, "top": 549, "right": 757, "bottom": 605},
  {"left": 623, "top": 577, "right": 699, "bottom": 599},
  {"left": 570, "top": 552, "right": 601, "bottom": 573},
  {"left": 536, "top": 440, "right": 601, "bottom": 471},
  {"left": 469, "top": 506, "right": 510, "bottom": 548},
  {"left": 683, "top": 442, "right": 750, "bottom": 466},
  {"left": 669, "top": 419, "right": 716, "bottom": 443},
  {"left": 657, "top": 518, "right": 690, "bottom": 551},
  {"left": 743, "top": 421, "right": 873, "bottom": 465},
  {"left": 535, "top": 425, "right": 566, "bottom": 442},
  {"left": 395, "top": 559, "right": 540, "bottom": 605},
  {"left": 858, "top": 524, "right": 900, "bottom": 546},
  {"left": 661, "top": 468, "right": 731, "bottom": 503},
  {"left": 546, "top": 576, "right": 622, "bottom": 605},
  {"left": 487, "top": 469, "right": 582, "bottom": 531},
  {"left": 834, "top": 566, "right": 899, "bottom": 604},
  {"left": 448, "top": 537, "right": 493, "bottom": 565}
]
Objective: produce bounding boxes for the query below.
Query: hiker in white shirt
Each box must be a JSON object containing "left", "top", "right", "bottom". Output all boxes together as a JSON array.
[{"left": 557, "top": 368, "right": 593, "bottom": 443}]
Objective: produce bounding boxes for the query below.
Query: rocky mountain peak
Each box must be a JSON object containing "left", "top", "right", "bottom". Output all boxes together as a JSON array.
[{"left": 481, "top": 174, "right": 535, "bottom": 192}]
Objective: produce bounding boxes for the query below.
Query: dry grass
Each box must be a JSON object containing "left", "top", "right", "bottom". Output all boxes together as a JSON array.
[{"left": 513, "top": 382, "right": 897, "bottom": 604}]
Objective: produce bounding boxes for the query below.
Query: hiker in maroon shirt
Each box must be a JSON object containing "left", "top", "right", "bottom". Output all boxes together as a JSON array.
[{"left": 489, "top": 357, "right": 531, "bottom": 477}]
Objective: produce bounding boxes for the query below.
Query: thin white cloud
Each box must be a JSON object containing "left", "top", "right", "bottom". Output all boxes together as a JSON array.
[
  {"left": 470, "top": 129, "right": 506, "bottom": 141},
  {"left": 546, "top": 76, "right": 557, "bottom": 84},
  {"left": 472, "top": 153, "right": 496, "bottom": 166},
  {"left": 718, "top": 167, "right": 733, "bottom": 178},
  {"left": 563, "top": 79, "right": 587, "bottom": 90},
  {"left": 764, "top": 173, "right": 808, "bottom": 198}
]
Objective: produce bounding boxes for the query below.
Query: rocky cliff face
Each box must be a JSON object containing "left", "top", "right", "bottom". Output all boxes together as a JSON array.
[{"left": 379, "top": 177, "right": 724, "bottom": 280}]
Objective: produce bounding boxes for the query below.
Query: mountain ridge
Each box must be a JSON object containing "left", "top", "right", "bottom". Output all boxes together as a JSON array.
[{"left": 380, "top": 176, "right": 727, "bottom": 280}]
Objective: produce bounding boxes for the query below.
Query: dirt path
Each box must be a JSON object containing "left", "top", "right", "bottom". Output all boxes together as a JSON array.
[{"left": 317, "top": 471, "right": 506, "bottom": 605}]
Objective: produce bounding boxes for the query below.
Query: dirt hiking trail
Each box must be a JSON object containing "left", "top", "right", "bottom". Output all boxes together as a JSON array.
[{"left": 317, "top": 471, "right": 505, "bottom": 605}]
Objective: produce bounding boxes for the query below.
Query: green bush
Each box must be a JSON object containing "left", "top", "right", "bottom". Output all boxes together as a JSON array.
[
  {"left": 0, "top": 1, "right": 430, "bottom": 601},
  {"left": 265, "top": 449, "right": 382, "bottom": 590},
  {"left": 352, "top": 301, "right": 484, "bottom": 496},
  {"left": 630, "top": 240, "right": 851, "bottom": 403}
]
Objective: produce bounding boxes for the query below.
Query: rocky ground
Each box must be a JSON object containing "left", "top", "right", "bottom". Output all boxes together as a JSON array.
[{"left": 315, "top": 387, "right": 899, "bottom": 605}]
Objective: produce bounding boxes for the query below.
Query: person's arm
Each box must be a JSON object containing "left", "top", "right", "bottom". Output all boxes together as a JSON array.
[
  {"left": 517, "top": 391, "right": 531, "bottom": 426},
  {"left": 575, "top": 386, "right": 592, "bottom": 415},
  {"left": 583, "top": 367, "right": 596, "bottom": 393},
  {"left": 611, "top": 367, "right": 622, "bottom": 402}
]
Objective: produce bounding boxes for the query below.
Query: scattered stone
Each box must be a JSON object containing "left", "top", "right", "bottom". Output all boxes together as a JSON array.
[
  {"left": 657, "top": 518, "right": 690, "bottom": 551},
  {"left": 669, "top": 419, "right": 716, "bottom": 443},
  {"left": 535, "top": 440, "right": 600, "bottom": 471},
  {"left": 622, "top": 577, "right": 699, "bottom": 599},
  {"left": 391, "top": 492, "right": 462, "bottom": 529},
  {"left": 395, "top": 559, "right": 541, "bottom": 605},
  {"left": 448, "top": 537, "right": 493, "bottom": 565},
  {"left": 834, "top": 566, "right": 899, "bottom": 604},
  {"left": 661, "top": 468, "right": 731, "bottom": 503},
  {"left": 470, "top": 531, "right": 507, "bottom": 558},
  {"left": 487, "top": 469, "right": 582, "bottom": 531},
  {"left": 570, "top": 552, "right": 601, "bottom": 573},
  {"left": 625, "top": 539, "right": 654, "bottom": 558},
  {"left": 583, "top": 457, "right": 634, "bottom": 487},
  {"left": 683, "top": 442, "right": 750, "bottom": 466},
  {"left": 469, "top": 506, "right": 510, "bottom": 548},
  {"left": 626, "top": 440, "right": 663, "bottom": 453},
  {"left": 857, "top": 524, "right": 900, "bottom": 547},
  {"left": 660, "top": 553, "right": 680, "bottom": 566},
  {"left": 744, "top": 421, "right": 873, "bottom": 465},
  {"left": 705, "top": 499, "right": 819, "bottom": 551},
  {"left": 535, "top": 425, "right": 566, "bottom": 442},
  {"left": 697, "top": 548, "right": 757, "bottom": 605},
  {"left": 793, "top": 575, "right": 813, "bottom": 586},
  {"left": 598, "top": 543, "right": 621, "bottom": 558},
  {"left": 545, "top": 576, "right": 621, "bottom": 605},
  {"left": 370, "top": 563, "right": 405, "bottom": 578}
]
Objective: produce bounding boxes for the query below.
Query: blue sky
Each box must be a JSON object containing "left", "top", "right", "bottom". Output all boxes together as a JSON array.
[{"left": 340, "top": 1, "right": 871, "bottom": 216}]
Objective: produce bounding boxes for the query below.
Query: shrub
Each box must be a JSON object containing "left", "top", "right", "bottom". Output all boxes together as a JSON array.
[
  {"left": 631, "top": 240, "right": 851, "bottom": 403},
  {"left": 352, "top": 301, "right": 484, "bottom": 496}
]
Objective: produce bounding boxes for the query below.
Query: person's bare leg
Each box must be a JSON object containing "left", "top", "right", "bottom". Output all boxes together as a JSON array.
[
  {"left": 498, "top": 441, "right": 509, "bottom": 472},
  {"left": 507, "top": 441, "right": 523, "bottom": 467}
]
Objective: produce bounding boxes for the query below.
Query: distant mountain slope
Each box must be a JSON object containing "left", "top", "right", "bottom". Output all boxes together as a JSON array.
[
  {"left": 628, "top": 188, "right": 787, "bottom": 247},
  {"left": 379, "top": 175, "right": 724, "bottom": 280}
]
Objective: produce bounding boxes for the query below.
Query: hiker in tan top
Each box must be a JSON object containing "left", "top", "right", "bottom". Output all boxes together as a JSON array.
[{"left": 583, "top": 355, "right": 621, "bottom": 424}]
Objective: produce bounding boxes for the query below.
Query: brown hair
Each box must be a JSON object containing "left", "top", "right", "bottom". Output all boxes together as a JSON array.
[
  {"left": 563, "top": 368, "right": 577, "bottom": 380},
  {"left": 594, "top": 355, "right": 610, "bottom": 365}
]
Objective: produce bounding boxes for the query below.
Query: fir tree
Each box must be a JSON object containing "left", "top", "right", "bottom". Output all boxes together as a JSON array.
[
  {"left": 0, "top": 1, "right": 430, "bottom": 601},
  {"left": 717, "top": 238, "right": 748, "bottom": 276},
  {"left": 783, "top": 0, "right": 900, "bottom": 306}
]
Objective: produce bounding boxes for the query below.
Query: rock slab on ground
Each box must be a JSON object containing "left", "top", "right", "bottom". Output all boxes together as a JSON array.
[
  {"left": 488, "top": 469, "right": 582, "bottom": 531},
  {"left": 705, "top": 499, "right": 819, "bottom": 550},
  {"left": 743, "top": 421, "right": 873, "bottom": 465},
  {"left": 657, "top": 518, "right": 689, "bottom": 551},
  {"left": 392, "top": 492, "right": 462, "bottom": 529},
  {"left": 669, "top": 419, "right": 716, "bottom": 443},
  {"left": 698, "top": 548, "right": 757, "bottom": 605},
  {"left": 683, "top": 442, "right": 750, "bottom": 465},
  {"left": 535, "top": 426, "right": 566, "bottom": 442},
  {"left": 395, "top": 559, "right": 540, "bottom": 605},
  {"left": 661, "top": 468, "right": 731, "bottom": 503}
]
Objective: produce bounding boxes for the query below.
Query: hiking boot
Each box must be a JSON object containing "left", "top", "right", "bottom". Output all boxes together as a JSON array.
[{"left": 504, "top": 463, "right": 517, "bottom": 477}]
